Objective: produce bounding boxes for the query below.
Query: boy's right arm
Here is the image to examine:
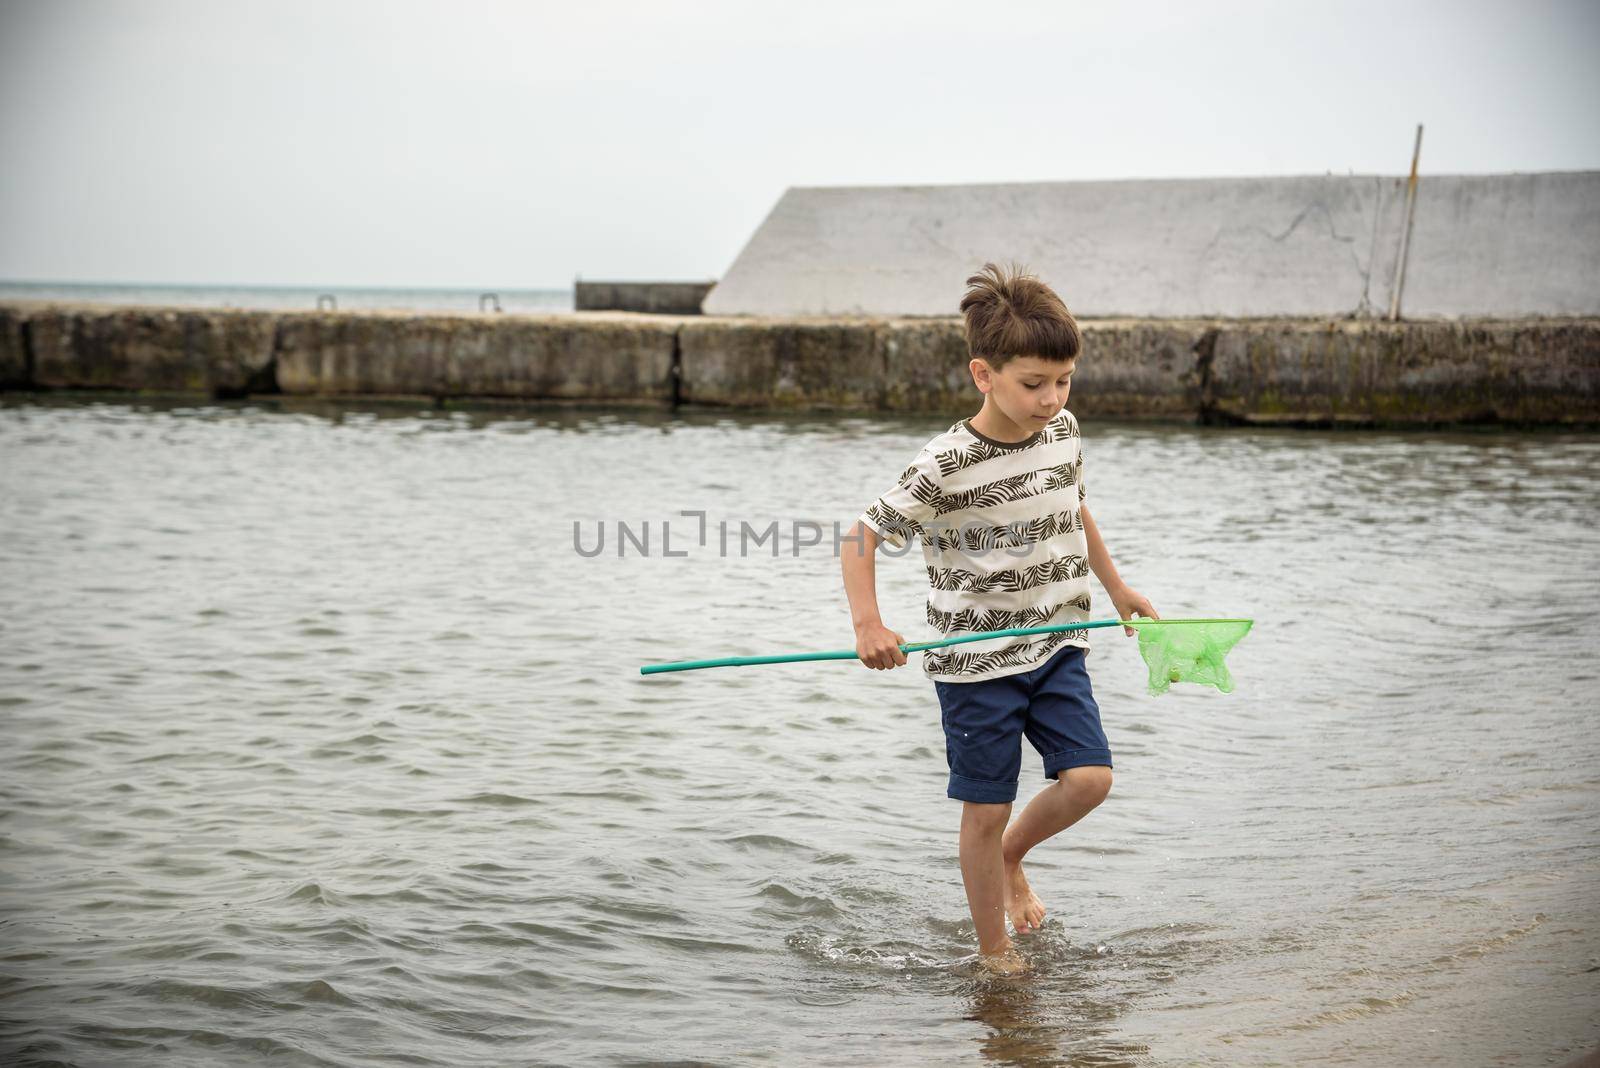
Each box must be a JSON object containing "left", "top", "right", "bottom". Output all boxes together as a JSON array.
[{"left": 840, "top": 520, "right": 908, "bottom": 670}]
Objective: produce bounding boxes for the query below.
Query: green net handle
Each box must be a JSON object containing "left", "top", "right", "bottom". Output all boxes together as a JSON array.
[{"left": 640, "top": 617, "right": 1253, "bottom": 675}]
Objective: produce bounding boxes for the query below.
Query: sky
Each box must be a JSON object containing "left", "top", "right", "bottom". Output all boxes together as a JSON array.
[{"left": 1, "top": 0, "right": 1597, "bottom": 290}]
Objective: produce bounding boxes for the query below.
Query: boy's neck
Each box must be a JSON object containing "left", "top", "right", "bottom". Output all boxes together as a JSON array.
[{"left": 967, "top": 399, "right": 1036, "bottom": 444}]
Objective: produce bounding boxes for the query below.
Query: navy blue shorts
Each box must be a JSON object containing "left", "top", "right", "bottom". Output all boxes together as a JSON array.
[{"left": 933, "top": 645, "right": 1111, "bottom": 804}]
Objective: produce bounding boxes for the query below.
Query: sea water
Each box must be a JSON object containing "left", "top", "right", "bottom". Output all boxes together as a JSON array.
[
  {"left": 1, "top": 397, "right": 1596, "bottom": 1066},
  {"left": 0, "top": 281, "right": 571, "bottom": 314}
]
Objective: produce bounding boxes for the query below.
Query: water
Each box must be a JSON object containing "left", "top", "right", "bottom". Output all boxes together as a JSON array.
[
  {"left": 1, "top": 397, "right": 1596, "bottom": 1067},
  {"left": 0, "top": 281, "right": 572, "bottom": 314}
]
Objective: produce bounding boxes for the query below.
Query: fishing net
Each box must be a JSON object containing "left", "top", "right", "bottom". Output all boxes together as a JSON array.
[{"left": 1131, "top": 619, "right": 1254, "bottom": 696}]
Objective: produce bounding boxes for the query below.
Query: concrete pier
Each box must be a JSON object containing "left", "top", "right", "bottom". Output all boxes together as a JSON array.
[
  {"left": 1, "top": 302, "right": 1596, "bottom": 427},
  {"left": 574, "top": 281, "right": 713, "bottom": 315}
]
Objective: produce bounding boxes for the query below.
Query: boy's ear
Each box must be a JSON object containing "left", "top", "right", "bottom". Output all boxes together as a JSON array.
[{"left": 969, "top": 357, "right": 994, "bottom": 393}]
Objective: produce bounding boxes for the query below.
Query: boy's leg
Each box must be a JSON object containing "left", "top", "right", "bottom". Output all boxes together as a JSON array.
[
  {"left": 1001, "top": 766, "right": 1113, "bottom": 930},
  {"left": 1003, "top": 765, "right": 1114, "bottom": 860},
  {"left": 1005, "top": 645, "right": 1114, "bottom": 933},
  {"left": 959, "top": 800, "right": 1014, "bottom": 957},
  {"left": 935, "top": 676, "right": 1028, "bottom": 963}
]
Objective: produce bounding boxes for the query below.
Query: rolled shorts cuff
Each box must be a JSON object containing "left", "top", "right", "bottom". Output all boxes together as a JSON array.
[
  {"left": 1042, "top": 747, "right": 1113, "bottom": 779},
  {"left": 947, "top": 772, "right": 1018, "bottom": 804}
]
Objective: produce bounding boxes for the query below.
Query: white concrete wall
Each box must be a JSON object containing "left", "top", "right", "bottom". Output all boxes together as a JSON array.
[{"left": 702, "top": 173, "right": 1600, "bottom": 319}]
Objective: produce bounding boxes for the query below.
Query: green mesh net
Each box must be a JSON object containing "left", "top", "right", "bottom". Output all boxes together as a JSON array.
[{"left": 1130, "top": 619, "right": 1254, "bottom": 696}]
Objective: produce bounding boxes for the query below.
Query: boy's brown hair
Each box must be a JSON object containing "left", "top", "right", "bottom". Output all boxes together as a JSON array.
[{"left": 959, "top": 261, "right": 1081, "bottom": 370}]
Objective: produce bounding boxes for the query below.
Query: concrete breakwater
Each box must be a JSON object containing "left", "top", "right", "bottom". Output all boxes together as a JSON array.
[{"left": 1, "top": 302, "right": 1596, "bottom": 426}]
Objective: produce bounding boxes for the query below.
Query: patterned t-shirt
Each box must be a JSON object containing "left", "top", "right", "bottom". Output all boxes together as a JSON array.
[{"left": 858, "top": 409, "right": 1091, "bottom": 684}]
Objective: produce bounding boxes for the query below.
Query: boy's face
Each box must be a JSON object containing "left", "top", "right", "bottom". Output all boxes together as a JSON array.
[{"left": 973, "top": 354, "right": 1076, "bottom": 428}]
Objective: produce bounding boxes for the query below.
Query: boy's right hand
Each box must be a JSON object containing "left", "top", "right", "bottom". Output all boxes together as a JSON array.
[{"left": 855, "top": 622, "right": 908, "bottom": 670}]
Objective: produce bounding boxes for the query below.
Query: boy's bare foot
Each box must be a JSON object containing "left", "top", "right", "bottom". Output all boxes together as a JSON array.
[
  {"left": 977, "top": 944, "right": 1029, "bottom": 977},
  {"left": 1004, "top": 859, "right": 1047, "bottom": 935}
]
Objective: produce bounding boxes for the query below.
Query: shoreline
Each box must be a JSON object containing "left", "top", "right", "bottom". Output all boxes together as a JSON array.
[{"left": 2, "top": 301, "right": 1596, "bottom": 428}]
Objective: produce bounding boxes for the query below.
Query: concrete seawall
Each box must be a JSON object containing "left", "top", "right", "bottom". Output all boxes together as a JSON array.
[
  {"left": 703, "top": 173, "right": 1600, "bottom": 319},
  {"left": 2, "top": 302, "right": 1596, "bottom": 427}
]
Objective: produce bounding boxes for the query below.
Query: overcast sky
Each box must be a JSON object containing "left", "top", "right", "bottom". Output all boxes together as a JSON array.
[{"left": 1, "top": 0, "right": 1596, "bottom": 289}]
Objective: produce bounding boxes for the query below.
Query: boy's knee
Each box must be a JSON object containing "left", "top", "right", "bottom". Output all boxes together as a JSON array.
[
  {"left": 960, "top": 800, "right": 1012, "bottom": 834},
  {"left": 1060, "top": 765, "right": 1112, "bottom": 806}
]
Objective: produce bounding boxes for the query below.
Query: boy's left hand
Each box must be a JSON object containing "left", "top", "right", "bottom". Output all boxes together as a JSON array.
[{"left": 1109, "top": 586, "right": 1159, "bottom": 636}]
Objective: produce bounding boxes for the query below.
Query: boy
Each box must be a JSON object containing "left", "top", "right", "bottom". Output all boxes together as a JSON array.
[{"left": 840, "top": 262, "right": 1157, "bottom": 975}]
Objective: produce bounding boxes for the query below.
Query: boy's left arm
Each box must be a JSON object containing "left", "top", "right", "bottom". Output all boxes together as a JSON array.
[{"left": 1080, "top": 503, "right": 1159, "bottom": 636}]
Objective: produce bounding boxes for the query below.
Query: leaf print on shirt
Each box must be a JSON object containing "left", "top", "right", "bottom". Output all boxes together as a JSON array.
[
  {"left": 927, "top": 554, "right": 1090, "bottom": 593},
  {"left": 933, "top": 438, "right": 1018, "bottom": 477},
  {"left": 928, "top": 506, "right": 1083, "bottom": 554},
  {"left": 926, "top": 593, "right": 1093, "bottom": 635},
  {"left": 923, "top": 627, "right": 1082, "bottom": 677},
  {"left": 862, "top": 500, "right": 924, "bottom": 545},
  {"left": 1042, "top": 461, "right": 1078, "bottom": 495},
  {"left": 934, "top": 472, "right": 1039, "bottom": 516}
]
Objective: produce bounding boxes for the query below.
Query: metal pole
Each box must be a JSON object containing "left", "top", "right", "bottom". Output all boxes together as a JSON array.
[{"left": 1388, "top": 123, "right": 1424, "bottom": 321}]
